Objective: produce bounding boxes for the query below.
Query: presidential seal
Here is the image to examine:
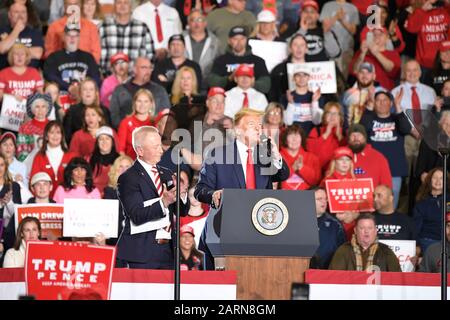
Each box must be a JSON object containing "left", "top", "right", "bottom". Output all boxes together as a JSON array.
[{"left": 251, "top": 197, "right": 289, "bottom": 236}]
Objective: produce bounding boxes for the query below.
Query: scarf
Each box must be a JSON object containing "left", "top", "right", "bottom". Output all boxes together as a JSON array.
[{"left": 351, "top": 233, "right": 379, "bottom": 271}]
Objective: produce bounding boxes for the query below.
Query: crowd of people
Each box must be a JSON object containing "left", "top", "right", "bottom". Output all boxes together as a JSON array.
[{"left": 0, "top": 0, "right": 448, "bottom": 275}]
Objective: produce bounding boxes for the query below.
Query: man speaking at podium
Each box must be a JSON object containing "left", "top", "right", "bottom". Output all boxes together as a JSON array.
[{"left": 195, "top": 108, "right": 290, "bottom": 268}]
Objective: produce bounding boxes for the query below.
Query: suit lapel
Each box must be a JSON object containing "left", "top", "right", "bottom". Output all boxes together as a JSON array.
[
  {"left": 133, "top": 160, "right": 159, "bottom": 196},
  {"left": 231, "top": 141, "right": 246, "bottom": 189}
]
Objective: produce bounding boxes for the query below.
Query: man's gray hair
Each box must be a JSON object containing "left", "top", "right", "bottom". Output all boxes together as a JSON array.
[{"left": 132, "top": 126, "right": 160, "bottom": 154}]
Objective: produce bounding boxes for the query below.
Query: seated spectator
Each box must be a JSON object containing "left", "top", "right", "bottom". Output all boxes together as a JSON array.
[
  {"left": 306, "top": 102, "right": 346, "bottom": 173},
  {"left": 100, "top": 53, "right": 130, "bottom": 109},
  {"left": 182, "top": 9, "right": 220, "bottom": 93},
  {"left": 289, "top": 0, "right": 341, "bottom": 62},
  {"left": 103, "top": 154, "right": 133, "bottom": 245},
  {"left": 28, "top": 172, "right": 55, "bottom": 203},
  {"left": 179, "top": 224, "right": 204, "bottom": 270},
  {"left": 151, "top": 34, "right": 202, "bottom": 94},
  {"left": 350, "top": 26, "right": 401, "bottom": 90},
  {"left": 0, "top": 132, "right": 29, "bottom": 188},
  {"left": 44, "top": 81, "right": 64, "bottom": 122},
  {"left": 44, "top": 0, "right": 101, "bottom": 63},
  {"left": 426, "top": 41, "right": 450, "bottom": 94},
  {"left": 328, "top": 213, "right": 401, "bottom": 271},
  {"left": 30, "top": 121, "right": 77, "bottom": 198},
  {"left": 347, "top": 124, "right": 393, "bottom": 187},
  {"left": 208, "top": 26, "right": 270, "bottom": 94},
  {"left": 342, "top": 62, "right": 385, "bottom": 127},
  {"left": 414, "top": 168, "right": 445, "bottom": 254},
  {"left": 280, "top": 125, "right": 321, "bottom": 190},
  {"left": 53, "top": 157, "right": 101, "bottom": 203},
  {"left": 319, "top": 0, "right": 359, "bottom": 80},
  {"left": 16, "top": 93, "right": 52, "bottom": 162},
  {"left": 117, "top": 89, "right": 155, "bottom": 159},
  {"left": 418, "top": 213, "right": 450, "bottom": 273},
  {"left": 81, "top": 0, "right": 103, "bottom": 27},
  {"left": 310, "top": 188, "right": 346, "bottom": 269},
  {"left": 262, "top": 102, "right": 284, "bottom": 143},
  {"left": 43, "top": 23, "right": 101, "bottom": 93},
  {"left": 2, "top": 216, "right": 40, "bottom": 268},
  {"left": 284, "top": 64, "right": 323, "bottom": 135},
  {"left": 373, "top": 184, "right": 416, "bottom": 240},
  {"left": 224, "top": 64, "right": 268, "bottom": 118},
  {"left": 0, "top": 43, "right": 43, "bottom": 102},
  {"left": 249, "top": 10, "right": 283, "bottom": 42},
  {"left": 63, "top": 78, "right": 111, "bottom": 145},
  {"left": 88, "top": 126, "right": 120, "bottom": 196},
  {"left": 0, "top": 2, "right": 44, "bottom": 70},
  {"left": 360, "top": 90, "right": 412, "bottom": 207},
  {"left": 69, "top": 105, "right": 113, "bottom": 158}
]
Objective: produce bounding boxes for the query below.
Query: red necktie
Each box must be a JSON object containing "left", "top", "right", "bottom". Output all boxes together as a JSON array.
[
  {"left": 411, "top": 86, "right": 422, "bottom": 124},
  {"left": 151, "top": 166, "right": 163, "bottom": 196},
  {"left": 242, "top": 92, "right": 249, "bottom": 108},
  {"left": 246, "top": 148, "right": 256, "bottom": 189},
  {"left": 155, "top": 8, "right": 163, "bottom": 43}
]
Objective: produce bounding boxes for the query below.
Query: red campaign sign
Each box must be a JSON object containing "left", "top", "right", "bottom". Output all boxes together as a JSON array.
[
  {"left": 325, "top": 178, "right": 374, "bottom": 213},
  {"left": 15, "top": 204, "right": 64, "bottom": 239},
  {"left": 25, "top": 241, "right": 116, "bottom": 300}
]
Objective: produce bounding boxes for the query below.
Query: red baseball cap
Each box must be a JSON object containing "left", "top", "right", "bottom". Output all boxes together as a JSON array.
[
  {"left": 0, "top": 131, "right": 16, "bottom": 145},
  {"left": 333, "top": 147, "right": 353, "bottom": 161},
  {"left": 440, "top": 40, "right": 450, "bottom": 52},
  {"left": 110, "top": 52, "right": 129, "bottom": 66},
  {"left": 207, "top": 87, "right": 226, "bottom": 98},
  {"left": 302, "top": 0, "right": 319, "bottom": 11},
  {"left": 235, "top": 64, "right": 254, "bottom": 78},
  {"left": 180, "top": 225, "right": 195, "bottom": 237}
]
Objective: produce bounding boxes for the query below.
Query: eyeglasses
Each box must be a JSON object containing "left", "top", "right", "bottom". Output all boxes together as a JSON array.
[
  {"left": 190, "top": 17, "right": 206, "bottom": 23},
  {"left": 268, "top": 111, "right": 281, "bottom": 115}
]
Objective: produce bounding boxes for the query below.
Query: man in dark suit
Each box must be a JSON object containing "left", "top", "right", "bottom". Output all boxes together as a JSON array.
[
  {"left": 116, "top": 126, "right": 187, "bottom": 269},
  {"left": 194, "top": 108, "right": 290, "bottom": 268}
]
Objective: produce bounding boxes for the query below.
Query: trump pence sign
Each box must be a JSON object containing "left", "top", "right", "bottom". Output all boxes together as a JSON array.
[{"left": 325, "top": 178, "right": 374, "bottom": 213}]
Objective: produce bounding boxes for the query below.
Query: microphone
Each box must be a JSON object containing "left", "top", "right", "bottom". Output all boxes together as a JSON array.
[
  {"left": 260, "top": 134, "right": 271, "bottom": 157},
  {"left": 157, "top": 166, "right": 176, "bottom": 191},
  {"left": 258, "top": 134, "right": 272, "bottom": 167}
]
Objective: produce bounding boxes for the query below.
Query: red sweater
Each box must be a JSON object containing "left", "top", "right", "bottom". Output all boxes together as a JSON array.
[
  {"left": 352, "top": 144, "right": 392, "bottom": 188},
  {"left": 306, "top": 126, "right": 346, "bottom": 173},
  {"left": 30, "top": 151, "right": 77, "bottom": 198},
  {"left": 280, "top": 147, "right": 322, "bottom": 190},
  {"left": 406, "top": 7, "right": 450, "bottom": 68},
  {"left": 69, "top": 129, "right": 119, "bottom": 158},
  {"left": 350, "top": 50, "right": 401, "bottom": 90},
  {"left": 92, "top": 164, "right": 111, "bottom": 197},
  {"left": 360, "top": 25, "right": 406, "bottom": 54},
  {"left": 117, "top": 115, "right": 152, "bottom": 159}
]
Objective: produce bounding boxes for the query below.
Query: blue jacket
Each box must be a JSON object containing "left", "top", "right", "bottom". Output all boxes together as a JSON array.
[{"left": 413, "top": 194, "right": 446, "bottom": 241}]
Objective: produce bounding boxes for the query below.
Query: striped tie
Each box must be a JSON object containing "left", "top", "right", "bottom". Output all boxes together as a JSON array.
[{"left": 151, "top": 166, "right": 163, "bottom": 196}]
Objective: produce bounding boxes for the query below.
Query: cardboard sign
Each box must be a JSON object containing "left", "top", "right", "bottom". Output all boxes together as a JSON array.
[
  {"left": 249, "top": 39, "right": 288, "bottom": 72},
  {"left": 379, "top": 239, "right": 416, "bottom": 272},
  {"left": 0, "top": 94, "right": 26, "bottom": 131},
  {"left": 15, "top": 204, "right": 64, "bottom": 239},
  {"left": 25, "top": 241, "right": 116, "bottom": 300},
  {"left": 287, "top": 61, "right": 337, "bottom": 94},
  {"left": 63, "top": 199, "right": 119, "bottom": 238},
  {"left": 325, "top": 178, "right": 374, "bottom": 213}
]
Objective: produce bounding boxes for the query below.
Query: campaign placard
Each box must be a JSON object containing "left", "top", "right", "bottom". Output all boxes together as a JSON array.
[
  {"left": 325, "top": 178, "right": 374, "bottom": 213},
  {"left": 25, "top": 241, "right": 116, "bottom": 300},
  {"left": 287, "top": 61, "right": 337, "bottom": 94},
  {"left": 15, "top": 204, "right": 64, "bottom": 239},
  {"left": 0, "top": 94, "right": 26, "bottom": 131},
  {"left": 379, "top": 239, "right": 416, "bottom": 272}
]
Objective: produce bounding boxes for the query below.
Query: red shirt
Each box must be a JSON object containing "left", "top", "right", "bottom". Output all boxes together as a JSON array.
[
  {"left": 117, "top": 115, "right": 153, "bottom": 159},
  {"left": 280, "top": 147, "right": 322, "bottom": 190},
  {"left": 30, "top": 151, "right": 77, "bottom": 198},
  {"left": 0, "top": 67, "right": 43, "bottom": 98},
  {"left": 70, "top": 129, "right": 119, "bottom": 158},
  {"left": 351, "top": 0, "right": 374, "bottom": 15},
  {"left": 406, "top": 7, "right": 450, "bottom": 68}
]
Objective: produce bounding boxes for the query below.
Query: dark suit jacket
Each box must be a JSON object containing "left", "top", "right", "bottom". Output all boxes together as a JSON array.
[
  {"left": 194, "top": 141, "right": 290, "bottom": 206},
  {"left": 116, "top": 160, "right": 187, "bottom": 264}
]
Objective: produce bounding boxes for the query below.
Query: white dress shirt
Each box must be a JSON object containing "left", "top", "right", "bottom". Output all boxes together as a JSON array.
[
  {"left": 224, "top": 86, "right": 269, "bottom": 118},
  {"left": 132, "top": 2, "right": 183, "bottom": 50},
  {"left": 391, "top": 82, "right": 436, "bottom": 111}
]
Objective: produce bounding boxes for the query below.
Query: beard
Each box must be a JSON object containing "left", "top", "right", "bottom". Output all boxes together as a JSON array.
[
  {"left": 358, "top": 80, "right": 374, "bottom": 89},
  {"left": 349, "top": 142, "right": 366, "bottom": 154}
]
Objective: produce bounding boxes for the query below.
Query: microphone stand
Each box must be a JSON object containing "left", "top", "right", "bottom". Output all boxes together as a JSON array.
[
  {"left": 438, "top": 147, "right": 448, "bottom": 301},
  {"left": 174, "top": 147, "right": 181, "bottom": 300}
]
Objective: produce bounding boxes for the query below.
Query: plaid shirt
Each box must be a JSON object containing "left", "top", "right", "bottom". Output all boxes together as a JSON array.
[{"left": 99, "top": 17, "right": 154, "bottom": 75}]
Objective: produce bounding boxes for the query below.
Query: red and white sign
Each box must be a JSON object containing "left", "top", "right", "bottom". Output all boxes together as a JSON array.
[
  {"left": 25, "top": 241, "right": 116, "bottom": 300},
  {"left": 325, "top": 178, "right": 374, "bottom": 213},
  {"left": 15, "top": 204, "right": 64, "bottom": 239}
]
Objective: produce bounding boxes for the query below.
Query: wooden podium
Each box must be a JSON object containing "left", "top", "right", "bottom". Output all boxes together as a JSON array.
[{"left": 222, "top": 256, "right": 310, "bottom": 300}]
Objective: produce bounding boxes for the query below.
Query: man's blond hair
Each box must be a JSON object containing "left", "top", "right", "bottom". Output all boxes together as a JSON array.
[{"left": 234, "top": 108, "right": 265, "bottom": 126}]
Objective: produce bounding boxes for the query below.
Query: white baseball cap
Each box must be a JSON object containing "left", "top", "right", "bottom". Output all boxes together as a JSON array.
[
  {"left": 31, "top": 172, "right": 52, "bottom": 186},
  {"left": 257, "top": 10, "right": 276, "bottom": 23},
  {"left": 95, "top": 126, "right": 114, "bottom": 139}
]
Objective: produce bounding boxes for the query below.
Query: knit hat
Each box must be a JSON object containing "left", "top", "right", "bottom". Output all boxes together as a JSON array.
[
  {"left": 348, "top": 123, "right": 368, "bottom": 140},
  {"left": 26, "top": 92, "right": 53, "bottom": 118},
  {"left": 333, "top": 147, "right": 353, "bottom": 160},
  {"left": 30, "top": 172, "right": 52, "bottom": 186},
  {"left": 95, "top": 126, "right": 114, "bottom": 139},
  {"left": 234, "top": 64, "right": 254, "bottom": 77},
  {"left": 180, "top": 224, "right": 195, "bottom": 237}
]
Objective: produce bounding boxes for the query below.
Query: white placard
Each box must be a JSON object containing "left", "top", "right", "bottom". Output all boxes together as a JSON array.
[
  {"left": 63, "top": 199, "right": 119, "bottom": 238},
  {"left": 249, "top": 39, "right": 288, "bottom": 73},
  {"left": 130, "top": 198, "right": 170, "bottom": 235},
  {"left": 287, "top": 61, "right": 337, "bottom": 94},
  {"left": 0, "top": 94, "right": 26, "bottom": 131},
  {"left": 379, "top": 239, "right": 416, "bottom": 272}
]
